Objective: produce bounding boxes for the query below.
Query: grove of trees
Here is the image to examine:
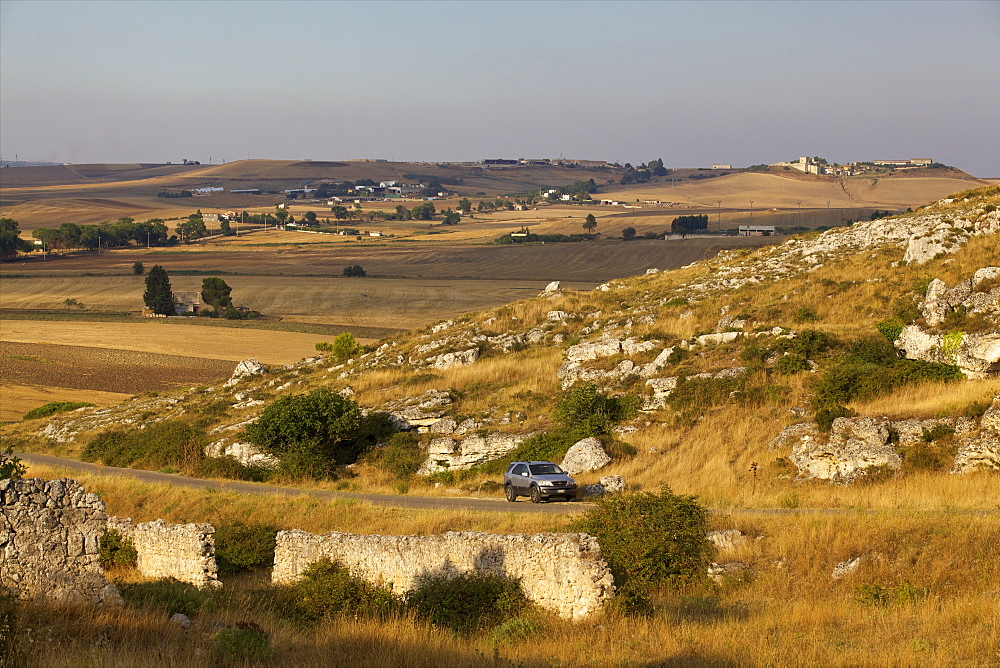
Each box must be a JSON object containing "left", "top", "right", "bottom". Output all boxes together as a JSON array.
[{"left": 0, "top": 218, "right": 33, "bottom": 261}]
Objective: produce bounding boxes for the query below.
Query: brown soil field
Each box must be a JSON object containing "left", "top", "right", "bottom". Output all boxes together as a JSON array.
[
  {"left": 0, "top": 383, "right": 131, "bottom": 422},
  {"left": 0, "top": 340, "right": 236, "bottom": 421},
  {"left": 0, "top": 321, "right": 331, "bottom": 364}
]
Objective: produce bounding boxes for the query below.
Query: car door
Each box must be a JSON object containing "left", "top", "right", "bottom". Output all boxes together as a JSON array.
[{"left": 511, "top": 463, "right": 529, "bottom": 493}]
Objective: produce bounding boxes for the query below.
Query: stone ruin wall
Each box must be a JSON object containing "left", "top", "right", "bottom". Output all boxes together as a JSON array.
[
  {"left": 0, "top": 478, "right": 121, "bottom": 605},
  {"left": 108, "top": 517, "right": 221, "bottom": 589},
  {"left": 272, "top": 529, "right": 615, "bottom": 620}
]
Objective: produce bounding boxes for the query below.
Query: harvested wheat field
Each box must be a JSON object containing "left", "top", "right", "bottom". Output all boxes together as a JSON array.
[
  {"left": 0, "top": 320, "right": 330, "bottom": 363},
  {"left": 0, "top": 340, "right": 236, "bottom": 421}
]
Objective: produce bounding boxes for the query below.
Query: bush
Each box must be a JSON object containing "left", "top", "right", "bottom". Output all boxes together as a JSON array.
[
  {"left": 276, "top": 559, "right": 398, "bottom": 622},
  {"left": 98, "top": 529, "right": 138, "bottom": 570},
  {"left": 211, "top": 623, "right": 274, "bottom": 661},
  {"left": 775, "top": 354, "right": 810, "bottom": 375},
  {"left": 553, "top": 383, "right": 639, "bottom": 439},
  {"left": 244, "top": 389, "right": 364, "bottom": 467},
  {"left": 793, "top": 306, "right": 820, "bottom": 323},
  {"left": 214, "top": 522, "right": 279, "bottom": 575},
  {"left": 876, "top": 319, "right": 905, "bottom": 343},
  {"left": 343, "top": 264, "right": 366, "bottom": 277},
  {"left": 571, "top": 485, "right": 710, "bottom": 607},
  {"left": 485, "top": 615, "right": 543, "bottom": 646},
  {"left": 22, "top": 401, "right": 94, "bottom": 421},
  {"left": 371, "top": 432, "right": 424, "bottom": 479},
  {"left": 815, "top": 405, "right": 854, "bottom": 432},
  {"left": 406, "top": 572, "right": 528, "bottom": 635},
  {"left": 119, "top": 578, "right": 216, "bottom": 617},
  {"left": 82, "top": 420, "right": 207, "bottom": 472},
  {"left": 855, "top": 581, "right": 928, "bottom": 607},
  {"left": 0, "top": 445, "right": 26, "bottom": 480}
]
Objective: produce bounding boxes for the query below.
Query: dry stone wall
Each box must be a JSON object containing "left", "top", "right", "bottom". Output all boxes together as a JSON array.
[
  {"left": 108, "top": 517, "right": 221, "bottom": 588},
  {"left": 0, "top": 478, "right": 121, "bottom": 605},
  {"left": 272, "top": 530, "right": 614, "bottom": 620}
]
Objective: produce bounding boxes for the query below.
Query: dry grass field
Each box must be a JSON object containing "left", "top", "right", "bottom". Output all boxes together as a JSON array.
[
  {"left": 10, "top": 463, "right": 1000, "bottom": 667},
  {"left": 599, "top": 171, "right": 988, "bottom": 209}
]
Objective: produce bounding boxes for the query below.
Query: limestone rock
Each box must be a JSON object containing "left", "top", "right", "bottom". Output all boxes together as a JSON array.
[
  {"left": 788, "top": 417, "right": 901, "bottom": 484},
  {"left": 204, "top": 441, "right": 279, "bottom": 469},
  {"left": 169, "top": 613, "right": 193, "bottom": 629},
  {"left": 951, "top": 436, "right": 1000, "bottom": 473},
  {"left": 707, "top": 529, "right": 749, "bottom": 553},
  {"left": 109, "top": 517, "right": 220, "bottom": 589},
  {"left": 599, "top": 475, "right": 626, "bottom": 493},
  {"left": 224, "top": 359, "right": 267, "bottom": 387},
  {"left": 708, "top": 561, "right": 748, "bottom": 583},
  {"left": 561, "top": 437, "right": 611, "bottom": 474},
  {"left": 430, "top": 418, "right": 458, "bottom": 434},
  {"left": 541, "top": 281, "right": 561, "bottom": 295},
  {"left": 431, "top": 347, "right": 481, "bottom": 370},
  {"left": 832, "top": 556, "right": 862, "bottom": 579},
  {"left": 417, "top": 432, "right": 528, "bottom": 474}
]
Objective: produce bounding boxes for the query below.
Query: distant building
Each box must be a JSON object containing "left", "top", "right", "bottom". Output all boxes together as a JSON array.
[
  {"left": 873, "top": 159, "right": 933, "bottom": 167},
  {"left": 483, "top": 159, "right": 518, "bottom": 165},
  {"left": 201, "top": 213, "right": 220, "bottom": 223},
  {"left": 712, "top": 164, "right": 732, "bottom": 170},
  {"left": 172, "top": 292, "right": 203, "bottom": 315},
  {"left": 739, "top": 225, "right": 776, "bottom": 237},
  {"left": 230, "top": 188, "right": 261, "bottom": 195}
]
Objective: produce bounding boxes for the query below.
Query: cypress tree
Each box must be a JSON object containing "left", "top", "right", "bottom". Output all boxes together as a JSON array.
[{"left": 143, "top": 264, "right": 174, "bottom": 315}]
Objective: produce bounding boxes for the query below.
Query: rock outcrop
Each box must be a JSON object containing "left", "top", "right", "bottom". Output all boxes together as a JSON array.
[
  {"left": 417, "top": 432, "right": 529, "bottom": 475},
  {"left": 785, "top": 417, "right": 901, "bottom": 484},
  {"left": 894, "top": 267, "right": 1000, "bottom": 378},
  {"left": 561, "top": 437, "right": 611, "bottom": 474},
  {"left": 224, "top": 358, "right": 268, "bottom": 387}
]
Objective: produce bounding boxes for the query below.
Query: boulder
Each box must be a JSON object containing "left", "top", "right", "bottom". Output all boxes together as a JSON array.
[
  {"left": 707, "top": 529, "right": 749, "bottom": 553},
  {"left": 224, "top": 359, "right": 267, "bottom": 387},
  {"left": 431, "top": 348, "right": 481, "bottom": 370},
  {"left": 542, "top": 281, "right": 561, "bottom": 294},
  {"left": 831, "top": 556, "right": 862, "bottom": 579},
  {"left": 788, "top": 417, "right": 901, "bottom": 484},
  {"left": 599, "top": 475, "right": 625, "bottom": 493},
  {"left": 951, "top": 435, "right": 1000, "bottom": 474},
  {"left": 417, "top": 432, "right": 528, "bottom": 474},
  {"left": 561, "top": 437, "right": 611, "bottom": 474},
  {"left": 430, "top": 418, "right": 457, "bottom": 435}
]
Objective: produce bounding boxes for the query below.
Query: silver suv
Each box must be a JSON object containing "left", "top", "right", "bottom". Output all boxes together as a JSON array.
[{"left": 503, "top": 461, "right": 578, "bottom": 503}]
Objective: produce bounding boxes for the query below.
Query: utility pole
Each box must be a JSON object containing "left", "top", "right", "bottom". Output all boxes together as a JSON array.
[
  {"left": 749, "top": 199, "right": 754, "bottom": 226},
  {"left": 717, "top": 200, "right": 722, "bottom": 234}
]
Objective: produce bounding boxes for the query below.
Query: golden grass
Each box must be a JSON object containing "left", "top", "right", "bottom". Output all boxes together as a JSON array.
[
  {"left": 9, "top": 508, "right": 1000, "bottom": 666},
  {"left": 0, "top": 383, "right": 130, "bottom": 422}
]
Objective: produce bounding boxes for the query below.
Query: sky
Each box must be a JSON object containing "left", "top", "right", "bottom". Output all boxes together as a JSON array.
[{"left": 2, "top": 0, "right": 999, "bottom": 175}]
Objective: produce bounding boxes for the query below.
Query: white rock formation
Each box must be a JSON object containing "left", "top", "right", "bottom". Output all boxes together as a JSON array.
[
  {"left": 224, "top": 359, "right": 267, "bottom": 387},
  {"left": 430, "top": 347, "right": 481, "bottom": 370},
  {"left": 787, "top": 417, "right": 902, "bottom": 484},
  {"left": 561, "top": 437, "right": 611, "bottom": 474}
]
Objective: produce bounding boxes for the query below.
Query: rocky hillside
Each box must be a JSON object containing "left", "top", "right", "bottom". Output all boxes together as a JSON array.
[{"left": 11, "top": 186, "right": 999, "bottom": 500}]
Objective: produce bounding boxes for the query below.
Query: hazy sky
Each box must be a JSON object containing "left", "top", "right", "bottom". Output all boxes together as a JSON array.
[{"left": 2, "top": 1, "right": 998, "bottom": 175}]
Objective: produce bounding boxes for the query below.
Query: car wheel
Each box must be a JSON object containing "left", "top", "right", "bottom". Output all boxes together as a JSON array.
[
  {"left": 504, "top": 484, "right": 517, "bottom": 502},
  {"left": 530, "top": 486, "right": 542, "bottom": 504}
]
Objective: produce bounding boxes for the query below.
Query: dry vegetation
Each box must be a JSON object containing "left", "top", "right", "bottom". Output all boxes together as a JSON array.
[{"left": 8, "top": 464, "right": 1000, "bottom": 666}]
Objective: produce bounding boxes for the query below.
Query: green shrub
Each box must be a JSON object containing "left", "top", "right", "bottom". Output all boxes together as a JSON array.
[
  {"left": 485, "top": 615, "right": 544, "bottom": 646},
  {"left": 406, "top": 572, "right": 527, "bottom": 635},
  {"left": 776, "top": 329, "right": 838, "bottom": 360},
  {"left": 22, "top": 401, "right": 94, "bottom": 421},
  {"left": 571, "top": 485, "right": 711, "bottom": 607},
  {"left": 119, "top": 578, "right": 216, "bottom": 617},
  {"left": 342, "top": 264, "right": 366, "bottom": 277},
  {"left": 276, "top": 559, "right": 398, "bottom": 622},
  {"left": 215, "top": 522, "right": 279, "bottom": 575},
  {"left": 211, "top": 623, "right": 273, "bottom": 661},
  {"left": 0, "top": 445, "right": 26, "bottom": 480},
  {"left": 553, "top": 383, "right": 639, "bottom": 438},
  {"left": 855, "top": 581, "right": 928, "bottom": 607},
  {"left": 98, "top": 529, "right": 137, "bottom": 570},
  {"left": 921, "top": 424, "right": 955, "bottom": 443},
  {"left": 812, "top": 337, "right": 962, "bottom": 411},
  {"left": 816, "top": 405, "right": 854, "bottom": 432},
  {"left": 371, "top": 432, "right": 424, "bottom": 479},
  {"left": 793, "top": 306, "right": 820, "bottom": 323},
  {"left": 245, "top": 389, "right": 385, "bottom": 473},
  {"left": 962, "top": 401, "right": 990, "bottom": 419},
  {"left": 899, "top": 443, "right": 954, "bottom": 472},
  {"left": 82, "top": 421, "right": 207, "bottom": 472},
  {"left": 775, "top": 353, "right": 810, "bottom": 375},
  {"left": 876, "top": 319, "right": 905, "bottom": 343}
]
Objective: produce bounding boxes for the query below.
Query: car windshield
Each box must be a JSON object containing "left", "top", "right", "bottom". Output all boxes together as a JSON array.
[{"left": 529, "top": 463, "right": 563, "bottom": 475}]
